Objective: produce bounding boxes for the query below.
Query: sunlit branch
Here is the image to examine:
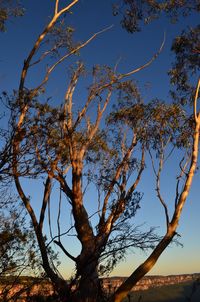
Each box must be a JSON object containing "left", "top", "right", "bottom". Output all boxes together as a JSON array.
[
  {"left": 175, "top": 153, "right": 190, "bottom": 207},
  {"left": 13, "top": 170, "right": 38, "bottom": 231},
  {"left": 170, "top": 83, "right": 200, "bottom": 228},
  {"left": 54, "top": 0, "right": 59, "bottom": 15},
  {"left": 80, "top": 90, "right": 112, "bottom": 158},
  {"left": 33, "top": 26, "right": 113, "bottom": 96},
  {"left": 73, "top": 94, "right": 93, "bottom": 131},
  {"left": 18, "top": 0, "right": 79, "bottom": 101},
  {"left": 119, "top": 32, "right": 165, "bottom": 78},
  {"left": 194, "top": 78, "right": 200, "bottom": 122},
  {"left": 64, "top": 63, "right": 84, "bottom": 132},
  {"left": 95, "top": 33, "right": 165, "bottom": 95},
  {"left": 57, "top": 0, "right": 79, "bottom": 17},
  {"left": 35, "top": 143, "right": 73, "bottom": 202}
]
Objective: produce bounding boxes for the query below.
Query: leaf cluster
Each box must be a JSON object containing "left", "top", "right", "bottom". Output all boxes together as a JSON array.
[
  {"left": 169, "top": 25, "right": 200, "bottom": 105},
  {"left": 108, "top": 99, "right": 192, "bottom": 152},
  {"left": 113, "top": 0, "right": 200, "bottom": 33},
  {"left": 0, "top": 0, "right": 24, "bottom": 32},
  {"left": 0, "top": 197, "right": 41, "bottom": 277}
]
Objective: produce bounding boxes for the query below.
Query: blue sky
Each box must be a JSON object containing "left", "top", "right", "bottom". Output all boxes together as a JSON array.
[{"left": 0, "top": 0, "right": 199, "bottom": 278}]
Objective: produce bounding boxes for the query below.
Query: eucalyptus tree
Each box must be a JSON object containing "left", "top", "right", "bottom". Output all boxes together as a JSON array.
[{"left": 1, "top": 1, "right": 200, "bottom": 302}]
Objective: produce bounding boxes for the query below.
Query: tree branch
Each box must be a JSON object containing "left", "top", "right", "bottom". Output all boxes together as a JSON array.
[
  {"left": 54, "top": 240, "right": 77, "bottom": 262},
  {"left": 100, "top": 134, "right": 137, "bottom": 233},
  {"left": 33, "top": 26, "right": 113, "bottom": 97},
  {"left": 39, "top": 176, "right": 52, "bottom": 231}
]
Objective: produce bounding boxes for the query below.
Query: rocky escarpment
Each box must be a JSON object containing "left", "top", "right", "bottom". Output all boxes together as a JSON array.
[
  {"left": 0, "top": 273, "right": 199, "bottom": 301},
  {"left": 0, "top": 278, "right": 54, "bottom": 302},
  {"left": 102, "top": 273, "right": 200, "bottom": 293}
]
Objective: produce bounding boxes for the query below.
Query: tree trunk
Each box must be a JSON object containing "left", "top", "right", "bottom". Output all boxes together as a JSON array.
[{"left": 74, "top": 252, "right": 104, "bottom": 302}]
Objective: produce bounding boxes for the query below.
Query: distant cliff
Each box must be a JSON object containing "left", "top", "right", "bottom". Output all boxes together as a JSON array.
[
  {"left": 102, "top": 273, "right": 200, "bottom": 293},
  {"left": 0, "top": 273, "right": 199, "bottom": 301}
]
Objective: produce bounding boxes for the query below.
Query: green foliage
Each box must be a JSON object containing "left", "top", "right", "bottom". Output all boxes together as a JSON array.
[
  {"left": 113, "top": 0, "right": 200, "bottom": 33},
  {"left": 0, "top": 198, "right": 41, "bottom": 277},
  {"left": 169, "top": 25, "right": 200, "bottom": 105},
  {"left": 48, "top": 21, "right": 77, "bottom": 58},
  {"left": 108, "top": 99, "right": 191, "bottom": 152}
]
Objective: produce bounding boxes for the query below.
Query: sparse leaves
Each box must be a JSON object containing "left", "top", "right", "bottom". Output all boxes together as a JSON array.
[
  {"left": 0, "top": 0, "right": 24, "bottom": 32},
  {"left": 113, "top": 0, "right": 200, "bottom": 33},
  {"left": 169, "top": 25, "right": 200, "bottom": 104}
]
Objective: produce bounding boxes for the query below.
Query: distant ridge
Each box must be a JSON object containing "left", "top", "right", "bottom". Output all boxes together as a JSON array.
[
  {"left": 102, "top": 273, "right": 200, "bottom": 292},
  {"left": 0, "top": 273, "right": 199, "bottom": 301}
]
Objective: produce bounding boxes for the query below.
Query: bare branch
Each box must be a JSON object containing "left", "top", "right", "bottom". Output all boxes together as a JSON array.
[
  {"left": 54, "top": 0, "right": 59, "bottom": 15},
  {"left": 47, "top": 190, "right": 54, "bottom": 241},
  {"left": 149, "top": 148, "right": 169, "bottom": 228},
  {"left": 174, "top": 155, "right": 190, "bottom": 208},
  {"left": 100, "top": 134, "right": 137, "bottom": 230},
  {"left": 73, "top": 94, "right": 93, "bottom": 131},
  {"left": 33, "top": 26, "right": 113, "bottom": 96},
  {"left": 39, "top": 176, "right": 52, "bottom": 231},
  {"left": 54, "top": 240, "right": 76, "bottom": 262},
  {"left": 57, "top": 173, "right": 73, "bottom": 202},
  {"left": 47, "top": 225, "right": 75, "bottom": 248},
  {"left": 157, "top": 154, "right": 169, "bottom": 228},
  {"left": 80, "top": 90, "right": 112, "bottom": 158},
  {"left": 29, "top": 46, "right": 57, "bottom": 67},
  {"left": 95, "top": 33, "right": 165, "bottom": 95},
  {"left": 18, "top": 0, "right": 79, "bottom": 99},
  {"left": 63, "top": 63, "right": 84, "bottom": 132},
  {"left": 57, "top": 186, "right": 62, "bottom": 240},
  {"left": 57, "top": 0, "right": 79, "bottom": 17},
  {"left": 118, "top": 32, "right": 165, "bottom": 79}
]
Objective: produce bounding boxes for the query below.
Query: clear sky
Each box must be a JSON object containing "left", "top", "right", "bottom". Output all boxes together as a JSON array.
[{"left": 0, "top": 0, "right": 199, "bottom": 278}]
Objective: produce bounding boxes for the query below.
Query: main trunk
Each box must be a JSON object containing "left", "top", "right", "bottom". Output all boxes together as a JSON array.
[
  {"left": 73, "top": 252, "right": 105, "bottom": 302},
  {"left": 79, "top": 265, "right": 102, "bottom": 302}
]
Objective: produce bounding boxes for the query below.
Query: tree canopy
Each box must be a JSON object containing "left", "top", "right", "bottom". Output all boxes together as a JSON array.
[{"left": 0, "top": 1, "right": 199, "bottom": 302}]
